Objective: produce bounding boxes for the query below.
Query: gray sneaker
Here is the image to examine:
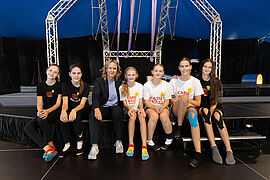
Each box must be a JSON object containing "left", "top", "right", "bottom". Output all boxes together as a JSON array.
[
  {"left": 114, "top": 140, "right": 124, "bottom": 154},
  {"left": 88, "top": 145, "right": 99, "bottom": 160}
]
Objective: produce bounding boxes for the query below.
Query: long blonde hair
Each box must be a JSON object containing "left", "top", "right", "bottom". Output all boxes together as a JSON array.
[
  {"left": 121, "top": 66, "right": 138, "bottom": 98},
  {"left": 101, "top": 59, "right": 122, "bottom": 81}
]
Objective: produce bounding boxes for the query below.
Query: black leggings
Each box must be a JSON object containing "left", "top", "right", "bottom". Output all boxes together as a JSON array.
[
  {"left": 24, "top": 109, "right": 60, "bottom": 148},
  {"left": 89, "top": 106, "right": 123, "bottom": 144},
  {"left": 59, "top": 108, "right": 89, "bottom": 144}
]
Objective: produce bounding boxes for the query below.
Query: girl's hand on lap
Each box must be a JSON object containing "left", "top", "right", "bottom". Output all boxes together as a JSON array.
[
  {"left": 94, "top": 108, "right": 102, "bottom": 120},
  {"left": 69, "top": 109, "right": 77, "bottom": 121},
  {"left": 60, "top": 111, "right": 68, "bottom": 122}
]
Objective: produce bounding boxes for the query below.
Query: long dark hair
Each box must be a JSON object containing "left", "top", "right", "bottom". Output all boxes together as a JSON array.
[
  {"left": 199, "top": 59, "right": 223, "bottom": 105},
  {"left": 69, "top": 64, "right": 84, "bottom": 94}
]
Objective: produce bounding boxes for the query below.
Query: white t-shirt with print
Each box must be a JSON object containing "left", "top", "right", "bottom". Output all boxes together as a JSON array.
[
  {"left": 119, "top": 82, "right": 143, "bottom": 110},
  {"left": 169, "top": 76, "right": 203, "bottom": 99},
  {"left": 143, "top": 80, "right": 172, "bottom": 106}
]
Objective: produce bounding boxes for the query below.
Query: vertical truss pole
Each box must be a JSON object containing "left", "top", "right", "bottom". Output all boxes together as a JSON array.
[
  {"left": 46, "top": 17, "right": 59, "bottom": 66},
  {"left": 98, "top": 0, "right": 110, "bottom": 65},
  {"left": 210, "top": 20, "right": 222, "bottom": 78},
  {"left": 190, "top": 0, "right": 222, "bottom": 79},
  {"left": 46, "top": 0, "right": 77, "bottom": 67},
  {"left": 154, "top": 0, "right": 171, "bottom": 64}
]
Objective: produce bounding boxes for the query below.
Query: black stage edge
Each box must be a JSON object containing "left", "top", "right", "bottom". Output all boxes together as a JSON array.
[{"left": 223, "top": 84, "right": 270, "bottom": 96}]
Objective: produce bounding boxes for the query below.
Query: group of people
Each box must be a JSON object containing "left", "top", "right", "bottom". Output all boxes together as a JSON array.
[{"left": 24, "top": 57, "right": 235, "bottom": 168}]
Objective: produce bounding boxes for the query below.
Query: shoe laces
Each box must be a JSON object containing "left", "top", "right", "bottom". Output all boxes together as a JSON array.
[
  {"left": 142, "top": 148, "right": 149, "bottom": 156},
  {"left": 127, "top": 146, "right": 134, "bottom": 153}
]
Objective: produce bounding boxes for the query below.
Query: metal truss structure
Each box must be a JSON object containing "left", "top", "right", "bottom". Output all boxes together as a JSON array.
[
  {"left": 109, "top": 51, "right": 155, "bottom": 58},
  {"left": 97, "top": 0, "right": 110, "bottom": 65},
  {"left": 258, "top": 33, "right": 270, "bottom": 43},
  {"left": 154, "top": 0, "right": 171, "bottom": 64},
  {"left": 190, "top": 0, "right": 222, "bottom": 78},
  {"left": 99, "top": 0, "right": 171, "bottom": 65},
  {"left": 46, "top": 0, "right": 77, "bottom": 66}
]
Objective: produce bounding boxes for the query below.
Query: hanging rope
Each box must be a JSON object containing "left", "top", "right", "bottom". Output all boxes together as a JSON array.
[
  {"left": 110, "top": 0, "right": 123, "bottom": 62},
  {"left": 117, "top": 0, "right": 123, "bottom": 62},
  {"left": 134, "top": 0, "right": 142, "bottom": 48},
  {"left": 150, "top": 0, "right": 157, "bottom": 62},
  {"left": 126, "top": 0, "right": 136, "bottom": 58}
]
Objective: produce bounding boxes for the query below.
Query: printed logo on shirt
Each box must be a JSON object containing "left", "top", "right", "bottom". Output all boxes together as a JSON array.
[
  {"left": 135, "top": 92, "right": 139, "bottom": 97},
  {"left": 127, "top": 96, "right": 136, "bottom": 104},
  {"left": 160, "top": 92, "right": 165, "bottom": 97},
  {"left": 206, "top": 86, "right": 210, "bottom": 90},
  {"left": 72, "top": 93, "right": 79, "bottom": 100},
  {"left": 188, "top": 88, "right": 193, "bottom": 93},
  {"left": 150, "top": 96, "right": 163, "bottom": 104},
  {"left": 203, "top": 88, "right": 209, "bottom": 96},
  {"left": 46, "top": 91, "right": 53, "bottom": 97},
  {"left": 177, "top": 91, "right": 189, "bottom": 97},
  {"left": 77, "top": 92, "right": 80, "bottom": 95}
]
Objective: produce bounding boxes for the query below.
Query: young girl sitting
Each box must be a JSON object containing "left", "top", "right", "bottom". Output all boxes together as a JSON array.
[
  {"left": 144, "top": 64, "right": 174, "bottom": 151},
  {"left": 170, "top": 57, "right": 204, "bottom": 168},
  {"left": 198, "top": 58, "right": 235, "bottom": 165},
  {"left": 24, "top": 64, "right": 61, "bottom": 162},
  {"left": 60, "top": 64, "right": 90, "bottom": 157},
  {"left": 120, "top": 66, "right": 149, "bottom": 160}
]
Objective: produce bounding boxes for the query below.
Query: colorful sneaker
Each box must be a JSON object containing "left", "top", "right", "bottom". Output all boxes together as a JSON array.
[
  {"left": 126, "top": 145, "right": 134, "bottom": 157},
  {"left": 43, "top": 153, "right": 47, "bottom": 159},
  {"left": 44, "top": 149, "right": 57, "bottom": 162},
  {"left": 142, "top": 147, "right": 149, "bottom": 161}
]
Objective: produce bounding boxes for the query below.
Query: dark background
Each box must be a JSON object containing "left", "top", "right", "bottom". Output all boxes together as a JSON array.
[{"left": 0, "top": 34, "right": 269, "bottom": 94}]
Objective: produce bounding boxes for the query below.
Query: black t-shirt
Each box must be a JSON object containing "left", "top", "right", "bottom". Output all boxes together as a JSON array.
[
  {"left": 199, "top": 77, "right": 211, "bottom": 108},
  {"left": 37, "top": 81, "right": 62, "bottom": 109},
  {"left": 199, "top": 77, "right": 222, "bottom": 109},
  {"left": 62, "top": 81, "right": 90, "bottom": 109}
]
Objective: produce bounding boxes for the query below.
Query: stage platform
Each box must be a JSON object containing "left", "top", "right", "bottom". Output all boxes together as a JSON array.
[{"left": 223, "top": 84, "right": 270, "bottom": 96}]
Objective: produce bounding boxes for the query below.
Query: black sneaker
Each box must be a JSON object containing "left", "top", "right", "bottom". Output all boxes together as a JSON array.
[
  {"left": 59, "top": 149, "right": 70, "bottom": 158},
  {"left": 174, "top": 126, "right": 182, "bottom": 139},
  {"left": 160, "top": 141, "right": 174, "bottom": 151},
  {"left": 76, "top": 148, "right": 84, "bottom": 156},
  {"left": 189, "top": 152, "right": 202, "bottom": 168},
  {"left": 148, "top": 144, "right": 161, "bottom": 151}
]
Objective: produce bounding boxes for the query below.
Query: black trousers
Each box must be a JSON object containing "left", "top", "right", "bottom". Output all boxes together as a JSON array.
[
  {"left": 59, "top": 108, "right": 89, "bottom": 144},
  {"left": 89, "top": 105, "right": 123, "bottom": 144},
  {"left": 24, "top": 109, "right": 60, "bottom": 148}
]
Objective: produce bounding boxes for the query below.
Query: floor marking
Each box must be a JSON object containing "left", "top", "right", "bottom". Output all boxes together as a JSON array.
[
  {"left": 40, "top": 157, "right": 60, "bottom": 180},
  {"left": 235, "top": 156, "right": 269, "bottom": 180},
  {"left": 0, "top": 148, "right": 42, "bottom": 152}
]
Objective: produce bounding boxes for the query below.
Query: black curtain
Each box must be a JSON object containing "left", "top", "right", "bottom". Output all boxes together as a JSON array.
[
  {"left": 1, "top": 35, "right": 270, "bottom": 94},
  {"left": 58, "top": 36, "right": 103, "bottom": 84},
  {"left": 198, "top": 38, "right": 260, "bottom": 84},
  {"left": 258, "top": 42, "right": 270, "bottom": 84},
  {"left": 162, "top": 36, "right": 197, "bottom": 76}
]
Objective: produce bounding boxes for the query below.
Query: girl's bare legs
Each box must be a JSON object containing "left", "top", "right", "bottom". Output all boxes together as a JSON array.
[{"left": 214, "top": 110, "right": 235, "bottom": 165}]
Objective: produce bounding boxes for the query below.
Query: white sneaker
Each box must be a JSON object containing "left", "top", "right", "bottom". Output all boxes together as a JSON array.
[
  {"left": 88, "top": 145, "right": 99, "bottom": 160},
  {"left": 114, "top": 140, "right": 124, "bottom": 154}
]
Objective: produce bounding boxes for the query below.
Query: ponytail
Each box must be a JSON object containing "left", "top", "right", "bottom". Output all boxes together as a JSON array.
[{"left": 121, "top": 79, "right": 130, "bottom": 98}]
